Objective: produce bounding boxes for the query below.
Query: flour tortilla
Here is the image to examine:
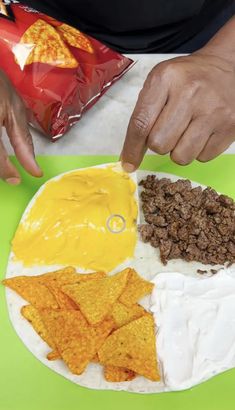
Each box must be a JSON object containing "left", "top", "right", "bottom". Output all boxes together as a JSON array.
[{"left": 5, "top": 167, "right": 230, "bottom": 393}]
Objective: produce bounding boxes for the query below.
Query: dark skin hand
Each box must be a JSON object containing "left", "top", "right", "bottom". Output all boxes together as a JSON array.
[
  {"left": 1, "top": 16, "right": 235, "bottom": 182},
  {"left": 122, "top": 16, "right": 235, "bottom": 171},
  {"left": 0, "top": 70, "right": 42, "bottom": 184}
]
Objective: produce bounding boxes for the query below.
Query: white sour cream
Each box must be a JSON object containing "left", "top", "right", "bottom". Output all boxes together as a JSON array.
[{"left": 151, "top": 269, "right": 235, "bottom": 390}]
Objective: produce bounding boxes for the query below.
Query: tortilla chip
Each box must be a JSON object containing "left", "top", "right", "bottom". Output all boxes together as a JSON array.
[
  {"left": 16, "top": 19, "right": 78, "bottom": 68},
  {"left": 37, "top": 267, "right": 77, "bottom": 309},
  {"left": 2, "top": 268, "right": 106, "bottom": 309},
  {"left": 39, "top": 267, "right": 105, "bottom": 286},
  {"left": 92, "top": 353, "right": 100, "bottom": 363},
  {"left": 40, "top": 309, "right": 114, "bottom": 375},
  {"left": 98, "top": 315, "right": 160, "bottom": 381},
  {"left": 104, "top": 365, "right": 136, "bottom": 382},
  {"left": 21, "top": 305, "right": 60, "bottom": 360},
  {"left": 57, "top": 24, "right": 94, "bottom": 53},
  {"left": 38, "top": 266, "right": 77, "bottom": 284},
  {"left": 111, "top": 302, "right": 147, "bottom": 329},
  {"left": 43, "top": 270, "right": 106, "bottom": 309},
  {"left": 2, "top": 267, "right": 78, "bottom": 308},
  {"left": 47, "top": 350, "right": 61, "bottom": 361},
  {"left": 62, "top": 269, "right": 129, "bottom": 325},
  {"left": 44, "top": 284, "right": 78, "bottom": 310},
  {"left": 119, "top": 269, "right": 154, "bottom": 306},
  {"left": 3, "top": 276, "right": 58, "bottom": 309}
]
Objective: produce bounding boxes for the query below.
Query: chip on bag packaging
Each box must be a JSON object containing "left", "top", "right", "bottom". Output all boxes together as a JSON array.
[{"left": 0, "top": 1, "right": 134, "bottom": 139}]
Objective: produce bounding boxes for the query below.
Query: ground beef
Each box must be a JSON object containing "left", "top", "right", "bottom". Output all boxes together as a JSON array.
[
  {"left": 197, "top": 269, "right": 208, "bottom": 274},
  {"left": 139, "top": 175, "right": 235, "bottom": 267}
]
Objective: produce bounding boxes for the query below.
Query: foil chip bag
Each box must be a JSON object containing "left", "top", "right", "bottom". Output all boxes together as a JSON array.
[{"left": 0, "top": 1, "right": 134, "bottom": 139}]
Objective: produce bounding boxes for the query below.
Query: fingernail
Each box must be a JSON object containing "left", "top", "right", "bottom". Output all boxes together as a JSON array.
[
  {"left": 122, "top": 162, "right": 136, "bottom": 173},
  {"left": 35, "top": 167, "right": 43, "bottom": 177},
  {"left": 6, "top": 177, "right": 21, "bottom": 185},
  {"left": 31, "top": 159, "right": 43, "bottom": 177}
]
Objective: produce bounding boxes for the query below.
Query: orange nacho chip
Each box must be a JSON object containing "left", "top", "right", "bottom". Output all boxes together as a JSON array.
[
  {"left": 2, "top": 267, "right": 77, "bottom": 309},
  {"left": 16, "top": 19, "right": 78, "bottom": 68},
  {"left": 46, "top": 350, "right": 61, "bottom": 361},
  {"left": 119, "top": 269, "right": 154, "bottom": 306},
  {"left": 43, "top": 284, "right": 78, "bottom": 310},
  {"left": 92, "top": 353, "right": 100, "bottom": 363},
  {"left": 38, "top": 267, "right": 105, "bottom": 286},
  {"left": 38, "top": 266, "right": 77, "bottom": 283},
  {"left": 3, "top": 276, "right": 58, "bottom": 309},
  {"left": 21, "top": 305, "right": 61, "bottom": 360},
  {"left": 104, "top": 366, "right": 136, "bottom": 382},
  {"left": 40, "top": 309, "right": 114, "bottom": 375},
  {"left": 62, "top": 269, "right": 129, "bottom": 325},
  {"left": 2, "top": 268, "right": 106, "bottom": 310},
  {"left": 98, "top": 315, "right": 160, "bottom": 381},
  {"left": 40, "top": 268, "right": 106, "bottom": 286},
  {"left": 57, "top": 24, "right": 94, "bottom": 53},
  {"left": 111, "top": 302, "right": 148, "bottom": 329},
  {"left": 42, "top": 269, "right": 106, "bottom": 309}
]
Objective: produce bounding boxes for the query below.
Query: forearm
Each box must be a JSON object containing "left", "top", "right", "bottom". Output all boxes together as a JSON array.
[{"left": 198, "top": 15, "right": 235, "bottom": 64}]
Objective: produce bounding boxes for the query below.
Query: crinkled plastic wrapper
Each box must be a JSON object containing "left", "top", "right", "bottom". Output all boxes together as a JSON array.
[{"left": 0, "top": 1, "right": 134, "bottom": 139}]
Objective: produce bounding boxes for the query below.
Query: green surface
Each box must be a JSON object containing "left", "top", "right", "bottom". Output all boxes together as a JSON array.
[{"left": 0, "top": 154, "right": 235, "bottom": 410}]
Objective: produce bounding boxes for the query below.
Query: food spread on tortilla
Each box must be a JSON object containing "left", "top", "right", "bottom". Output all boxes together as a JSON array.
[
  {"left": 2, "top": 163, "right": 235, "bottom": 394},
  {"left": 12, "top": 165, "right": 137, "bottom": 272}
]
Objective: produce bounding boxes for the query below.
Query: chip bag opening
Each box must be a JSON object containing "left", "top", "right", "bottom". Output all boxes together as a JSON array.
[{"left": 0, "top": 1, "right": 133, "bottom": 139}]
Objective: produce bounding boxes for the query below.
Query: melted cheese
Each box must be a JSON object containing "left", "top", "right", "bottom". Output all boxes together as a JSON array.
[{"left": 12, "top": 166, "right": 137, "bottom": 271}]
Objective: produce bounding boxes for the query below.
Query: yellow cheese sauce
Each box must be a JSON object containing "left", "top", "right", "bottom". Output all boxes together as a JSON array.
[{"left": 12, "top": 166, "right": 138, "bottom": 272}]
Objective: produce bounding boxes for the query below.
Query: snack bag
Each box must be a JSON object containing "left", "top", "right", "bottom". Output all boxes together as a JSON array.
[{"left": 0, "top": 1, "right": 133, "bottom": 139}]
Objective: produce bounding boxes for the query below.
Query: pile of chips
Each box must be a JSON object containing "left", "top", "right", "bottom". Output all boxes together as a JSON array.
[{"left": 3, "top": 267, "right": 160, "bottom": 382}]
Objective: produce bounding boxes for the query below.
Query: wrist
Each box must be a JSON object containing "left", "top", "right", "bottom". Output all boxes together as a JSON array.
[
  {"left": 193, "top": 44, "right": 235, "bottom": 71},
  {"left": 193, "top": 16, "right": 235, "bottom": 69}
]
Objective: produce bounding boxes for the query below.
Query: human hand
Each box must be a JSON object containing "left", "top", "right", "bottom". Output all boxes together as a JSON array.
[
  {"left": 121, "top": 51, "right": 235, "bottom": 171},
  {"left": 0, "top": 70, "right": 42, "bottom": 184}
]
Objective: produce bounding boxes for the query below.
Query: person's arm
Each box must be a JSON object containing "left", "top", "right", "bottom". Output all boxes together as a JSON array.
[
  {"left": 0, "top": 70, "right": 42, "bottom": 184},
  {"left": 121, "top": 16, "right": 235, "bottom": 171},
  {"left": 199, "top": 15, "right": 235, "bottom": 62}
]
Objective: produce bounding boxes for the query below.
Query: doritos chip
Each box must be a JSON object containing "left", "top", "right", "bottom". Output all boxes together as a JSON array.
[
  {"left": 98, "top": 315, "right": 160, "bottom": 381},
  {"left": 92, "top": 353, "right": 100, "bottom": 363},
  {"left": 43, "top": 284, "right": 78, "bottom": 310},
  {"left": 2, "top": 268, "right": 106, "bottom": 309},
  {"left": 3, "top": 276, "right": 58, "bottom": 309},
  {"left": 104, "top": 365, "right": 136, "bottom": 382},
  {"left": 2, "top": 267, "right": 78, "bottom": 309},
  {"left": 47, "top": 350, "right": 61, "bottom": 361},
  {"left": 39, "top": 267, "right": 105, "bottom": 287},
  {"left": 57, "top": 24, "right": 94, "bottom": 53},
  {"left": 111, "top": 302, "right": 147, "bottom": 329},
  {"left": 21, "top": 305, "right": 61, "bottom": 360},
  {"left": 119, "top": 269, "right": 154, "bottom": 306},
  {"left": 42, "top": 269, "right": 106, "bottom": 309},
  {"left": 62, "top": 269, "right": 129, "bottom": 325},
  {"left": 16, "top": 19, "right": 78, "bottom": 68},
  {"left": 40, "top": 309, "right": 114, "bottom": 375},
  {"left": 38, "top": 266, "right": 77, "bottom": 284}
]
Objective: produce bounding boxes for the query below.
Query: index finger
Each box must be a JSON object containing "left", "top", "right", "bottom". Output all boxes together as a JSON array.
[
  {"left": 6, "top": 97, "right": 43, "bottom": 177},
  {"left": 121, "top": 69, "right": 168, "bottom": 171}
]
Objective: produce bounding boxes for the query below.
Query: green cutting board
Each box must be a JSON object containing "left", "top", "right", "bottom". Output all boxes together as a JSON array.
[{"left": 1, "top": 154, "right": 235, "bottom": 410}]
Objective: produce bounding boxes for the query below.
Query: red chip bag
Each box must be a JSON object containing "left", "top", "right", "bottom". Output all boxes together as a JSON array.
[{"left": 0, "top": 1, "right": 133, "bottom": 139}]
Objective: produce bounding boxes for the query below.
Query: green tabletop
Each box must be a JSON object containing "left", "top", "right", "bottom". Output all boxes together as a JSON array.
[{"left": 0, "top": 154, "right": 234, "bottom": 410}]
